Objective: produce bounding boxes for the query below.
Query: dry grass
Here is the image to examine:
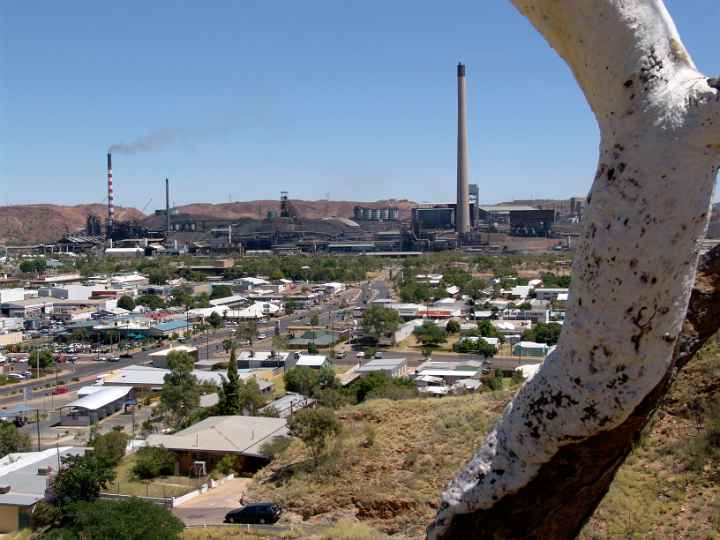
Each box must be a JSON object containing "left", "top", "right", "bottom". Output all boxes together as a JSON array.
[
  {"left": 243, "top": 341, "right": 720, "bottom": 539},
  {"left": 110, "top": 453, "right": 199, "bottom": 498},
  {"left": 249, "top": 391, "right": 512, "bottom": 538},
  {"left": 581, "top": 341, "right": 720, "bottom": 539}
]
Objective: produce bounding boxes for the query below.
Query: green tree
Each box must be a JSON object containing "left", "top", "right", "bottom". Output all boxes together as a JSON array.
[
  {"left": 237, "top": 321, "right": 258, "bottom": 346},
  {"left": 287, "top": 407, "right": 341, "bottom": 465},
  {"left": 217, "top": 349, "right": 241, "bottom": 415},
  {"left": 361, "top": 305, "right": 401, "bottom": 343},
  {"left": 284, "top": 366, "right": 320, "bottom": 396},
  {"left": 522, "top": 322, "right": 563, "bottom": 345},
  {"left": 414, "top": 322, "right": 447, "bottom": 347},
  {"left": 117, "top": 295, "right": 136, "bottom": 311},
  {"left": 209, "top": 285, "right": 233, "bottom": 300},
  {"left": 19, "top": 258, "right": 47, "bottom": 274},
  {"left": 51, "top": 498, "right": 184, "bottom": 540},
  {"left": 307, "top": 342, "right": 319, "bottom": 354},
  {"left": 132, "top": 446, "right": 176, "bottom": 479},
  {"left": 51, "top": 453, "right": 116, "bottom": 507},
  {"left": 207, "top": 311, "right": 224, "bottom": 331},
  {"left": 284, "top": 300, "right": 297, "bottom": 315},
  {"left": 446, "top": 319, "right": 461, "bottom": 334},
  {"left": 135, "top": 294, "right": 165, "bottom": 310},
  {"left": 0, "top": 422, "right": 31, "bottom": 458},
  {"left": 160, "top": 352, "right": 200, "bottom": 429},
  {"left": 91, "top": 430, "right": 128, "bottom": 465},
  {"left": 238, "top": 378, "right": 265, "bottom": 415},
  {"left": 147, "top": 268, "right": 169, "bottom": 285},
  {"left": 29, "top": 349, "right": 54, "bottom": 370},
  {"left": 477, "top": 320, "right": 504, "bottom": 341}
]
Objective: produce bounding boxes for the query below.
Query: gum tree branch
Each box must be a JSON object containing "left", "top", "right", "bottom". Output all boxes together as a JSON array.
[{"left": 429, "top": 1, "right": 720, "bottom": 538}]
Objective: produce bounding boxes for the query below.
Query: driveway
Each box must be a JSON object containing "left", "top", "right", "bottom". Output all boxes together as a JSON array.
[{"left": 172, "top": 477, "right": 251, "bottom": 526}]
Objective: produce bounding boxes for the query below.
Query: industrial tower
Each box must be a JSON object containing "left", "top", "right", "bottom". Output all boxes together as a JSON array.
[{"left": 456, "top": 62, "right": 471, "bottom": 236}]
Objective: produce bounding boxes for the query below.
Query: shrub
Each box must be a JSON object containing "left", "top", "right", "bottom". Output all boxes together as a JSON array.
[
  {"left": 214, "top": 454, "right": 236, "bottom": 476},
  {"left": 56, "top": 498, "right": 184, "bottom": 540},
  {"left": 288, "top": 408, "right": 342, "bottom": 464},
  {"left": 259, "top": 435, "right": 292, "bottom": 459},
  {"left": 132, "top": 446, "right": 176, "bottom": 479},
  {"left": 30, "top": 500, "right": 63, "bottom": 530}
]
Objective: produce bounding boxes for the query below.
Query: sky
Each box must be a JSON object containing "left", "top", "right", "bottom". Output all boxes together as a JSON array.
[{"left": 1, "top": 0, "right": 719, "bottom": 210}]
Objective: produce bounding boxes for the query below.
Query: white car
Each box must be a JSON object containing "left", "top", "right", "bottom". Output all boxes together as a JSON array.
[
  {"left": 7, "top": 373, "right": 25, "bottom": 380},
  {"left": 257, "top": 333, "right": 267, "bottom": 340},
  {"left": 356, "top": 351, "right": 365, "bottom": 358}
]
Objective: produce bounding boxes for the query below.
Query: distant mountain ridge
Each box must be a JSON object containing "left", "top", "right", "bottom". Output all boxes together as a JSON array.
[{"left": 0, "top": 199, "right": 416, "bottom": 244}]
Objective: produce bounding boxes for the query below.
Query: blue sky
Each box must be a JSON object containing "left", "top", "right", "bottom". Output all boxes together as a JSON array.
[{"left": 1, "top": 1, "right": 718, "bottom": 209}]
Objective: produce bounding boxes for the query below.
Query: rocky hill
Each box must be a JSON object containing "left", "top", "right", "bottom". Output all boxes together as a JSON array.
[{"left": 0, "top": 204, "right": 143, "bottom": 245}]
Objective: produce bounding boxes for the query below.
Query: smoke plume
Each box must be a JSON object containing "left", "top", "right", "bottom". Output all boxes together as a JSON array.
[{"left": 108, "top": 128, "right": 184, "bottom": 155}]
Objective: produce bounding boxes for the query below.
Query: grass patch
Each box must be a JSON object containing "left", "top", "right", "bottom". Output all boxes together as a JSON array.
[
  {"left": 249, "top": 391, "right": 512, "bottom": 537},
  {"left": 110, "top": 453, "right": 200, "bottom": 498}
]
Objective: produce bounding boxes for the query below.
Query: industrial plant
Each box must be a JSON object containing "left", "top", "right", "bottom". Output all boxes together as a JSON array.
[{"left": 20, "top": 63, "right": 585, "bottom": 259}]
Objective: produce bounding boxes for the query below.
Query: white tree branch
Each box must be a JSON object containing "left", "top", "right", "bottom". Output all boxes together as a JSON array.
[{"left": 429, "top": 2, "right": 720, "bottom": 537}]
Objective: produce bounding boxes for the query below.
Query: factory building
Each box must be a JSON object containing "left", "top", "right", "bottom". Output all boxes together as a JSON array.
[
  {"left": 353, "top": 206, "right": 400, "bottom": 222},
  {"left": 412, "top": 203, "right": 478, "bottom": 232}
]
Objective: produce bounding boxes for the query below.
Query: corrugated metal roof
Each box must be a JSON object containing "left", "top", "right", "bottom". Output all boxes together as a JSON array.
[{"left": 60, "top": 386, "right": 133, "bottom": 411}]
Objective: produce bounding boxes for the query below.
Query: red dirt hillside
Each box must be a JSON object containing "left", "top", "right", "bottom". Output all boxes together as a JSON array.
[{"left": 0, "top": 204, "right": 144, "bottom": 245}]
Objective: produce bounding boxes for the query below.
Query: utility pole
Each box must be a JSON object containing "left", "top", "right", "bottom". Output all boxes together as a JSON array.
[{"left": 35, "top": 409, "right": 41, "bottom": 451}]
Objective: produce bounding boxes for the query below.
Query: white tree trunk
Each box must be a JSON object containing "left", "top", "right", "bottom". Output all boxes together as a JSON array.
[{"left": 430, "top": 1, "right": 720, "bottom": 537}]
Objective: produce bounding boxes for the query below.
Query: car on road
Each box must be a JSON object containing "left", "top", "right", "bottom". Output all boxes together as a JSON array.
[
  {"left": 335, "top": 351, "right": 346, "bottom": 359},
  {"left": 108, "top": 356, "right": 121, "bottom": 362},
  {"left": 21, "top": 371, "right": 33, "bottom": 378},
  {"left": 257, "top": 333, "right": 267, "bottom": 340},
  {"left": 356, "top": 351, "right": 365, "bottom": 358},
  {"left": 51, "top": 386, "right": 69, "bottom": 395},
  {"left": 224, "top": 503, "right": 282, "bottom": 525},
  {"left": 7, "top": 373, "right": 25, "bottom": 380},
  {"left": 374, "top": 351, "right": 384, "bottom": 359}
]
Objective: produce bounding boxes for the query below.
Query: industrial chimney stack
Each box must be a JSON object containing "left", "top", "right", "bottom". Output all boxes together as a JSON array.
[
  {"left": 456, "top": 62, "right": 470, "bottom": 236},
  {"left": 165, "top": 178, "right": 171, "bottom": 236},
  {"left": 107, "top": 153, "right": 114, "bottom": 238}
]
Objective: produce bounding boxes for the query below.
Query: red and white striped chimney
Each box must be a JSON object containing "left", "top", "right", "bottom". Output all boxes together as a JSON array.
[{"left": 107, "top": 152, "right": 114, "bottom": 236}]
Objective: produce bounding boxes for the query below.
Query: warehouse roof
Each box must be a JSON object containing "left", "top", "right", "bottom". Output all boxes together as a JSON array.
[{"left": 60, "top": 386, "right": 133, "bottom": 411}]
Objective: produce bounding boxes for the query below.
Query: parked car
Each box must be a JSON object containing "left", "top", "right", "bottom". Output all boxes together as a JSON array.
[
  {"left": 21, "top": 371, "right": 33, "bottom": 378},
  {"left": 356, "top": 351, "right": 365, "bottom": 358},
  {"left": 374, "top": 351, "right": 384, "bottom": 359},
  {"left": 335, "top": 351, "right": 346, "bottom": 359},
  {"left": 7, "top": 373, "right": 25, "bottom": 380},
  {"left": 51, "top": 386, "right": 69, "bottom": 395},
  {"left": 257, "top": 333, "right": 267, "bottom": 340},
  {"left": 108, "top": 356, "right": 121, "bottom": 363},
  {"left": 224, "top": 503, "right": 282, "bottom": 525}
]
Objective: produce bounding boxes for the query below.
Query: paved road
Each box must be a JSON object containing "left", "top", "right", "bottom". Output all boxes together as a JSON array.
[{"left": 173, "top": 478, "right": 251, "bottom": 526}]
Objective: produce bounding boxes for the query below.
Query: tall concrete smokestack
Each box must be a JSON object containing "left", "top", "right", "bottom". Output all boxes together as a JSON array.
[
  {"left": 165, "top": 178, "right": 171, "bottom": 236},
  {"left": 456, "top": 62, "right": 470, "bottom": 236},
  {"left": 107, "top": 153, "right": 114, "bottom": 237}
]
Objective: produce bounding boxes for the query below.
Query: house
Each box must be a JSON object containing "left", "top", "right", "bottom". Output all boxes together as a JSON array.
[
  {"left": 513, "top": 341, "right": 554, "bottom": 358},
  {"left": 148, "top": 345, "right": 199, "bottom": 368},
  {"left": 0, "top": 298, "right": 54, "bottom": 319},
  {"left": 101, "top": 365, "right": 225, "bottom": 391},
  {"left": 414, "top": 360, "right": 484, "bottom": 384},
  {"left": 287, "top": 328, "right": 343, "bottom": 349},
  {"left": 105, "top": 247, "right": 144, "bottom": 258},
  {"left": 236, "top": 277, "right": 270, "bottom": 291},
  {"left": 294, "top": 354, "right": 329, "bottom": 369},
  {"left": 146, "top": 416, "right": 288, "bottom": 475},
  {"left": 534, "top": 288, "right": 570, "bottom": 302},
  {"left": 236, "top": 351, "right": 290, "bottom": 369},
  {"left": 0, "top": 447, "right": 87, "bottom": 533},
  {"left": 260, "top": 393, "right": 315, "bottom": 418},
  {"left": 356, "top": 358, "right": 408, "bottom": 378},
  {"left": 58, "top": 386, "right": 134, "bottom": 426}
]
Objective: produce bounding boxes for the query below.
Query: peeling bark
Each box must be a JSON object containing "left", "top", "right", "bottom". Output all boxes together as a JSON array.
[
  {"left": 428, "top": 246, "right": 720, "bottom": 539},
  {"left": 429, "top": 1, "right": 720, "bottom": 538}
]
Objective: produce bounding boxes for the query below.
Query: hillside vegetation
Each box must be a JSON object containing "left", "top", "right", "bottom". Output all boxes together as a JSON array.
[{"left": 242, "top": 341, "right": 720, "bottom": 539}]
